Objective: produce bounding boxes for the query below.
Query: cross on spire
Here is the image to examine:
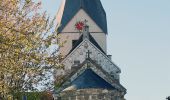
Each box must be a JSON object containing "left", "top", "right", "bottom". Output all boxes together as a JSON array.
[
  {"left": 84, "top": 19, "right": 88, "bottom": 25},
  {"left": 86, "top": 50, "right": 92, "bottom": 59},
  {"left": 82, "top": 19, "right": 89, "bottom": 40},
  {"left": 83, "top": 19, "right": 89, "bottom": 31}
]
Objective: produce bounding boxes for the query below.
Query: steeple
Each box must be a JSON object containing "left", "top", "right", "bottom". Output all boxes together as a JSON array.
[
  {"left": 56, "top": 0, "right": 107, "bottom": 33},
  {"left": 55, "top": 0, "right": 126, "bottom": 99}
]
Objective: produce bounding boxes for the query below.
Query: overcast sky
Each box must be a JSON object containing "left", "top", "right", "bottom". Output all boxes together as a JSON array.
[{"left": 41, "top": 0, "right": 170, "bottom": 100}]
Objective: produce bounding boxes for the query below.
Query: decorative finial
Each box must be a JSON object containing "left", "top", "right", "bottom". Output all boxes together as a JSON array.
[
  {"left": 82, "top": 19, "right": 89, "bottom": 39},
  {"left": 84, "top": 19, "right": 88, "bottom": 25}
]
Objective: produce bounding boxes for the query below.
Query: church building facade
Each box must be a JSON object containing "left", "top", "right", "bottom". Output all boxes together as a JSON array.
[{"left": 55, "top": 0, "right": 126, "bottom": 99}]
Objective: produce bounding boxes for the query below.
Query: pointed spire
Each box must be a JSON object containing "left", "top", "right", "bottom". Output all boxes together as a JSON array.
[{"left": 80, "top": 0, "right": 83, "bottom": 8}]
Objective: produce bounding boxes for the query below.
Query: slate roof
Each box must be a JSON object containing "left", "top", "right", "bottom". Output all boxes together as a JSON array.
[
  {"left": 67, "top": 34, "right": 105, "bottom": 56},
  {"left": 57, "top": 0, "right": 107, "bottom": 33},
  {"left": 67, "top": 68, "right": 115, "bottom": 90}
]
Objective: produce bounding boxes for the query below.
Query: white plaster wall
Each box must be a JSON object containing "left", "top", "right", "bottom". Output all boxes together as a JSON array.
[
  {"left": 56, "top": 0, "right": 66, "bottom": 24},
  {"left": 58, "top": 33, "right": 81, "bottom": 56},
  {"left": 58, "top": 9, "right": 107, "bottom": 56},
  {"left": 91, "top": 33, "right": 107, "bottom": 53}
]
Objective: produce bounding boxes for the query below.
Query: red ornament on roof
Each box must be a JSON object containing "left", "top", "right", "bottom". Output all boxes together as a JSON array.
[{"left": 75, "top": 21, "right": 85, "bottom": 31}]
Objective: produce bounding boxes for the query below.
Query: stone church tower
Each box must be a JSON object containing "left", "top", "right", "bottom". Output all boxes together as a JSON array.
[{"left": 55, "top": 0, "right": 126, "bottom": 99}]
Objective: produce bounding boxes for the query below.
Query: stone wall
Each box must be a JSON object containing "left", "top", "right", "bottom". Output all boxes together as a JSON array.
[{"left": 57, "top": 89, "right": 125, "bottom": 100}]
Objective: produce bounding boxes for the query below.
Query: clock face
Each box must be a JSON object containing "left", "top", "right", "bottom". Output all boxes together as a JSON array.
[{"left": 75, "top": 21, "right": 84, "bottom": 31}]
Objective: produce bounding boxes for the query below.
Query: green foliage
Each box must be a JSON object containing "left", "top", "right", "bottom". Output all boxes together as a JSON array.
[
  {"left": 13, "top": 92, "right": 53, "bottom": 100},
  {"left": 0, "top": 0, "right": 61, "bottom": 98},
  {"left": 14, "top": 92, "right": 42, "bottom": 100}
]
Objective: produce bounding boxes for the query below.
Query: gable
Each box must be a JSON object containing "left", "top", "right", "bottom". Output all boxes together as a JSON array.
[
  {"left": 57, "top": 59, "right": 125, "bottom": 93},
  {"left": 61, "top": 9, "right": 104, "bottom": 33},
  {"left": 57, "top": 0, "right": 107, "bottom": 33},
  {"left": 62, "top": 39, "right": 121, "bottom": 76}
]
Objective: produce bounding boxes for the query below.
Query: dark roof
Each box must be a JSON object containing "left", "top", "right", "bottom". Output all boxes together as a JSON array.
[
  {"left": 58, "top": 0, "right": 107, "bottom": 33},
  {"left": 57, "top": 59, "right": 126, "bottom": 93},
  {"left": 67, "top": 34, "right": 105, "bottom": 55},
  {"left": 69, "top": 69, "right": 115, "bottom": 90}
]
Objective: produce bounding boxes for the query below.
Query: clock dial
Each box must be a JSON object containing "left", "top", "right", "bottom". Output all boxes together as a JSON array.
[{"left": 75, "top": 21, "right": 84, "bottom": 31}]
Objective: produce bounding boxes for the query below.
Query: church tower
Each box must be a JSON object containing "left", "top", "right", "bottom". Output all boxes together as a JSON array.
[{"left": 55, "top": 0, "right": 126, "bottom": 99}]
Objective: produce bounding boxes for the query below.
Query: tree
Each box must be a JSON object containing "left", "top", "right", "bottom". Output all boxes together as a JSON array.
[
  {"left": 40, "top": 91, "right": 53, "bottom": 100},
  {"left": 0, "top": 0, "right": 61, "bottom": 98}
]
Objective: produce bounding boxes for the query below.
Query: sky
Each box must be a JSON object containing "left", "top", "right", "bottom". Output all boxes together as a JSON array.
[{"left": 41, "top": 0, "right": 170, "bottom": 100}]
